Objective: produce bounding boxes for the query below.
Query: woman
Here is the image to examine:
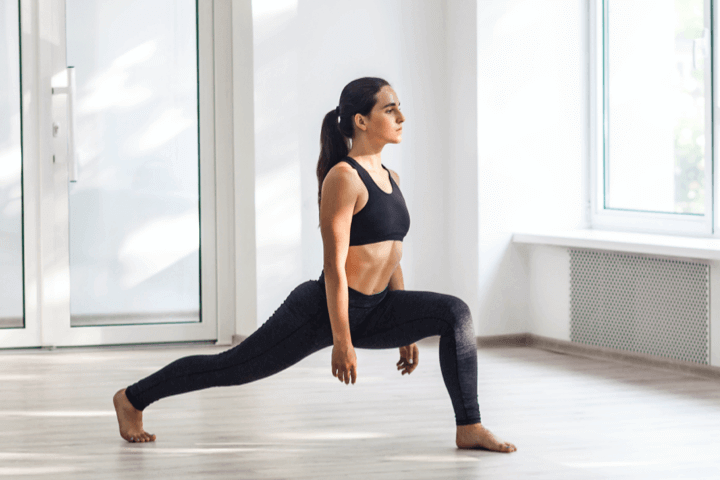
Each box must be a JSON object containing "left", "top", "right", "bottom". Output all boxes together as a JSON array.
[{"left": 113, "top": 77, "right": 516, "bottom": 453}]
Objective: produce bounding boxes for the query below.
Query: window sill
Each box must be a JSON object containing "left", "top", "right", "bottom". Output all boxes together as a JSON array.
[{"left": 512, "top": 229, "right": 720, "bottom": 261}]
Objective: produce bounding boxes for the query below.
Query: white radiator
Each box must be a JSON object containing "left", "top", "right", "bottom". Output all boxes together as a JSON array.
[{"left": 568, "top": 248, "right": 710, "bottom": 365}]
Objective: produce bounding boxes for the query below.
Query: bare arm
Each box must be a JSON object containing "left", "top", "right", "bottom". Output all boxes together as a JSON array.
[
  {"left": 319, "top": 165, "right": 360, "bottom": 347},
  {"left": 386, "top": 169, "right": 418, "bottom": 375},
  {"left": 387, "top": 169, "right": 405, "bottom": 293}
]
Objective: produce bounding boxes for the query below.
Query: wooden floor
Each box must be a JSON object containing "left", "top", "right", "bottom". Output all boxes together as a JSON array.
[{"left": 1, "top": 336, "right": 719, "bottom": 479}]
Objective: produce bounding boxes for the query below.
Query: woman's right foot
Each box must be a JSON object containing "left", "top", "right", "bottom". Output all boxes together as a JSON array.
[
  {"left": 456, "top": 423, "right": 516, "bottom": 452},
  {"left": 113, "top": 389, "right": 156, "bottom": 443}
]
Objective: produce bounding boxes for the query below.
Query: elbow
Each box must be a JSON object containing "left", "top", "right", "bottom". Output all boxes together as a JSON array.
[
  {"left": 322, "top": 263, "right": 347, "bottom": 286},
  {"left": 323, "top": 264, "right": 345, "bottom": 279}
]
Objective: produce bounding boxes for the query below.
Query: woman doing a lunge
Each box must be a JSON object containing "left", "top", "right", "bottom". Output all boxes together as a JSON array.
[{"left": 113, "top": 77, "right": 517, "bottom": 453}]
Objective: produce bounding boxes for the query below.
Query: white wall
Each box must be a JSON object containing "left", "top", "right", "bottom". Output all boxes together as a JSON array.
[
  {"left": 445, "top": 1, "right": 480, "bottom": 327},
  {"left": 477, "top": 0, "right": 589, "bottom": 335},
  {"left": 236, "top": 0, "right": 591, "bottom": 338},
  {"left": 249, "top": 0, "right": 452, "bottom": 327},
  {"left": 476, "top": 0, "right": 720, "bottom": 371}
]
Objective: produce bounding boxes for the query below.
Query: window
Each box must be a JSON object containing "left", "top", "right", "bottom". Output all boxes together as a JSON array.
[{"left": 591, "top": 0, "right": 713, "bottom": 236}]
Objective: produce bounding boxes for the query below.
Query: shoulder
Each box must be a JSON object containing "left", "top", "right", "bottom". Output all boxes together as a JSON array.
[
  {"left": 327, "top": 159, "right": 356, "bottom": 180},
  {"left": 388, "top": 168, "right": 400, "bottom": 185},
  {"left": 330, "top": 158, "right": 353, "bottom": 173},
  {"left": 324, "top": 160, "right": 361, "bottom": 191}
]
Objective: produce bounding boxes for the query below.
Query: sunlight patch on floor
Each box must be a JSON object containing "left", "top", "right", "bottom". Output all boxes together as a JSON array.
[
  {"left": 0, "top": 410, "right": 115, "bottom": 417},
  {"left": 270, "top": 431, "right": 392, "bottom": 440},
  {"left": 386, "top": 455, "right": 480, "bottom": 463}
]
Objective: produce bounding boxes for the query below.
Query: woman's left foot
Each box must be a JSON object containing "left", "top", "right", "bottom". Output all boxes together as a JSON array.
[
  {"left": 113, "top": 389, "right": 156, "bottom": 443},
  {"left": 456, "top": 423, "right": 516, "bottom": 452}
]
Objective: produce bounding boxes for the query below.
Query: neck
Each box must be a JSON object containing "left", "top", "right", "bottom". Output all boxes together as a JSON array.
[{"left": 347, "top": 133, "right": 387, "bottom": 170}]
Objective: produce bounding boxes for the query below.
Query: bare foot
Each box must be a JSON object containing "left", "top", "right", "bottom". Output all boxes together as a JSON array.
[
  {"left": 456, "top": 423, "right": 516, "bottom": 452},
  {"left": 113, "top": 389, "right": 156, "bottom": 443}
]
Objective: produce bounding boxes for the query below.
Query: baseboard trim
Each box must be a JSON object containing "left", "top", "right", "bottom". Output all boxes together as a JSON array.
[
  {"left": 475, "top": 334, "right": 529, "bottom": 348},
  {"left": 477, "top": 333, "right": 720, "bottom": 380},
  {"left": 234, "top": 332, "right": 720, "bottom": 379}
]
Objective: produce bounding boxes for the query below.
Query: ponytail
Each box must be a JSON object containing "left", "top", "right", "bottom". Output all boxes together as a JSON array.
[
  {"left": 316, "top": 77, "right": 390, "bottom": 228},
  {"left": 316, "top": 108, "right": 349, "bottom": 227}
]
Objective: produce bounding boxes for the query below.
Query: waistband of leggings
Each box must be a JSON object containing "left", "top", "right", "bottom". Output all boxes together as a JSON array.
[{"left": 317, "top": 270, "right": 388, "bottom": 308}]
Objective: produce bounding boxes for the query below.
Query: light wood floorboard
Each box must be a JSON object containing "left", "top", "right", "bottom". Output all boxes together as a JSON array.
[{"left": 0, "top": 337, "right": 719, "bottom": 479}]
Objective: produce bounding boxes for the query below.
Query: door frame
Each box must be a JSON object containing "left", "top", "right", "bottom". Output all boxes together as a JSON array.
[{"left": 0, "top": 0, "right": 236, "bottom": 348}]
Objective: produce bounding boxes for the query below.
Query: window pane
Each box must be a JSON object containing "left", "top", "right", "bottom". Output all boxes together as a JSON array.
[
  {"left": 65, "top": 0, "right": 200, "bottom": 327},
  {"left": 0, "top": 1, "right": 24, "bottom": 329},
  {"left": 606, "top": 0, "right": 707, "bottom": 215}
]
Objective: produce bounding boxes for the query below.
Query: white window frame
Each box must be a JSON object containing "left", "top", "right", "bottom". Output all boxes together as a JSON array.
[{"left": 589, "top": 0, "right": 716, "bottom": 238}]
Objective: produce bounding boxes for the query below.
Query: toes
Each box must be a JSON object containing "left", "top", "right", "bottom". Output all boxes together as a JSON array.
[{"left": 124, "top": 431, "right": 156, "bottom": 443}]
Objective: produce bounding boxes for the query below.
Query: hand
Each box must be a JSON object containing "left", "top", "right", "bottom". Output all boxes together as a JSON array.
[
  {"left": 397, "top": 343, "right": 419, "bottom": 375},
  {"left": 332, "top": 341, "right": 357, "bottom": 385}
]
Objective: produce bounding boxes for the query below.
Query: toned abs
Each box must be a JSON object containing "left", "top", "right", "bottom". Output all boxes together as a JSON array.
[{"left": 342, "top": 163, "right": 403, "bottom": 295}]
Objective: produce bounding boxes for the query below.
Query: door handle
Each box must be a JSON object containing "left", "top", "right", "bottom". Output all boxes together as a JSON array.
[
  {"left": 51, "top": 66, "right": 78, "bottom": 182},
  {"left": 692, "top": 27, "right": 710, "bottom": 71}
]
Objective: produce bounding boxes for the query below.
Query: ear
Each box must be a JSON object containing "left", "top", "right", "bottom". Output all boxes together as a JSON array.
[{"left": 353, "top": 113, "right": 368, "bottom": 132}]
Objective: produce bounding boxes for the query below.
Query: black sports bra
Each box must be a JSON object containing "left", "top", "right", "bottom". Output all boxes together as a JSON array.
[{"left": 341, "top": 156, "right": 410, "bottom": 246}]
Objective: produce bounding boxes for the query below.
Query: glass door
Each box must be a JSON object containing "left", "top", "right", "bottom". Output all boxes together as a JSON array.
[
  {"left": 0, "top": 0, "right": 33, "bottom": 346},
  {"left": 1, "top": 0, "right": 219, "bottom": 347}
]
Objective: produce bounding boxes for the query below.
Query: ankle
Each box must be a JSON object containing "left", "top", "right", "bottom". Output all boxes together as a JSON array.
[{"left": 456, "top": 422, "right": 482, "bottom": 432}]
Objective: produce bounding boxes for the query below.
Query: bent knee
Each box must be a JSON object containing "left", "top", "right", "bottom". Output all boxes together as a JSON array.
[
  {"left": 446, "top": 295, "right": 470, "bottom": 319},
  {"left": 446, "top": 296, "right": 474, "bottom": 332}
]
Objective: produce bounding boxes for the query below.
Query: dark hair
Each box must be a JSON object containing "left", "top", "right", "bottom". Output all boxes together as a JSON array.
[{"left": 316, "top": 77, "right": 391, "bottom": 227}]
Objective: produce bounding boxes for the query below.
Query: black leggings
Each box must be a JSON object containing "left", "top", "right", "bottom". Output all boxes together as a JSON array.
[{"left": 125, "top": 270, "right": 481, "bottom": 426}]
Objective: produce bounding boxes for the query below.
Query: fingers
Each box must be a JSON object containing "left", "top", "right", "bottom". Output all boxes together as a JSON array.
[
  {"left": 332, "top": 365, "right": 356, "bottom": 385},
  {"left": 397, "top": 347, "right": 419, "bottom": 375},
  {"left": 397, "top": 344, "right": 420, "bottom": 373},
  {"left": 397, "top": 363, "right": 417, "bottom": 374}
]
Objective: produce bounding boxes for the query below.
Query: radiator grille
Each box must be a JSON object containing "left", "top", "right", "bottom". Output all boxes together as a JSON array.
[{"left": 568, "top": 248, "right": 710, "bottom": 365}]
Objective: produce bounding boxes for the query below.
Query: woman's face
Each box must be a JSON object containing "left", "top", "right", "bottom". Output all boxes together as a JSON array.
[{"left": 356, "top": 85, "right": 405, "bottom": 144}]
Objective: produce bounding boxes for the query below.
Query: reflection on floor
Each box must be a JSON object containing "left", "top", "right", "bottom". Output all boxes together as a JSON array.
[
  {"left": 70, "top": 310, "right": 200, "bottom": 327},
  {"left": 1, "top": 337, "right": 719, "bottom": 479},
  {"left": 0, "top": 317, "right": 23, "bottom": 329},
  {"left": 0, "top": 310, "right": 201, "bottom": 329}
]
